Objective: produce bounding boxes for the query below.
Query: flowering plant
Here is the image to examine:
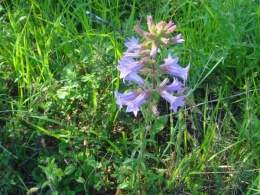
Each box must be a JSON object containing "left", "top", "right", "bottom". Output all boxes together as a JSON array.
[{"left": 115, "top": 16, "right": 189, "bottom": 117}]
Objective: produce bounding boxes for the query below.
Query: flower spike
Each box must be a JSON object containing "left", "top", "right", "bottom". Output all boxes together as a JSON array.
[{"left": 115, "top": 15, "right": 189, "bottom": 117}]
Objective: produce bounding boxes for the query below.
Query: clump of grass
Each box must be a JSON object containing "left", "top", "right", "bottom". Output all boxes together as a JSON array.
[{"left": 0, "top": 0, "right": 259, "bottom": 194}]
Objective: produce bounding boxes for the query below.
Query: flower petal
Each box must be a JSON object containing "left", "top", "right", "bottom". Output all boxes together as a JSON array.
[
  {"left": 115, "top": 91, "right": 139, "bottom": 108},
  {"left": 165, "top": 21, "right": 176, "bottom": 34},
  {"left": 160, "top": 55, "right": 189, "bottom": 82},
  {"left": 160, "top": 90, "right": 185, "bottom": 112},
  {"left": 124, "top": 73, "right": 144, "bottom": 86},
  {"left": 172, "top": 34, "right": 184, "bottom": 44},
  {"left": 164, "top": 79, "right": 184, "bottom": 93},
  {"left": 126, "top": 90, "right": 150, "bottom": 117},
  {"left": 125, "top": 37, "right": 140, "bottom": 51},
  {"left": 118, "top": 56, "right": 143, "bottom": 79}
]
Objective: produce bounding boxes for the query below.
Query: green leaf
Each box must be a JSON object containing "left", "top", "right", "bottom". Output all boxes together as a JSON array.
[
  {"left": 118, "top": 182, "right": 129, "bottom": 189},
  {"left": 151, "top": 115, "right": 168, "bottom": 134},
  {"left": 76, "top": 177, "right": 85, "bottom": 184},
  {"left": 64, "top": 165, "right": 76, "bottom": 175},
  {"left": 57, "top": 87, "right": 69, "bottom": 99}
]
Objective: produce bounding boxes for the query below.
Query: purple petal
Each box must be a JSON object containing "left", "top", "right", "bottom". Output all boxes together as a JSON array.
[
  {"left": 124, "top": 73, "right": 144, "bottom": 86},
  {"left": 160, "top": 55, "right": 189, "bottom": 82},
  {"left": 172, "top": 34, "right": 184, "bottom": 44},
  {"left": 124, "top": 37, "right": 143, "bottom": 58},
  {"left": 164, "top": 54, "right": 179, "bottom": 65},
  {"left": 115, "top": 91, "right": 139, "bottom": 108},
  {"left": 124, "top": 37, "right": 141, "bottom": 52},
  {"left": 164, "top": 79, "right": 184, "bottom": 93},
  {"left": 118, "top": 56, "right": 143, "bottom": 79},
  {"left": 126, "top": 90, "right": 150, "bottom": 117},
  {"left": 160, "top": 90, "right": 185, "bottom": 112},
  {"left": 123, "top": 50, "right": 140, "bottom": 58}
]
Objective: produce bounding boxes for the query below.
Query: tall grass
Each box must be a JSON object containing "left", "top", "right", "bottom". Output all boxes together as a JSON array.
[{"left": 0, "top": 0, "right": 259, "bottom": 194}]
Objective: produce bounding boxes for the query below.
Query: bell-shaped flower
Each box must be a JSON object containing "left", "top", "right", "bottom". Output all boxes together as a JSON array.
[
  {"left": 124, "top": 73, "right": 144, "bottom": 86},
  {"left": 123, "top": 37, "right": 144, "bottom": 58},
  {"left": 115, "top": 91, "right": 140, "bottom": 109},
  {"left": 125, "top": 37, "right": 141, "bottom": 52},
  {"left": 172, "top": 34, "right": 184, "bottom": 44},
  {"left": 160, "top": 90, "right": 185, "bottom": 112},
  {"left": 164, "top": 79, "right": 183, "bottom": 93},
  {"left": 118, "top": 57, "right": 143, "bottom": 79},
  {"left": 126, "top": 90, "right": 150, "bottom": 117},
  {"left": 160, "top": 55, "right": 189, "bottom": 82}
]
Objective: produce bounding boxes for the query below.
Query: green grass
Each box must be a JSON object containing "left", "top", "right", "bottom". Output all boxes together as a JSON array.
[{"left": 0, "top": 0, "right": 259, "bottom": 194}]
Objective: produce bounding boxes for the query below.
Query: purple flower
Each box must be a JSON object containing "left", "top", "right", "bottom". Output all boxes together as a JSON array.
[
  {"left": 165, "top": 21, "right": 176, "bottom": 34},
  {"left": 164, "top": 79, "right": 183, "bottom": 93},
  {"left": 124, "top": 73, "right": 144, "bottom": 86},
  {"left": 125, "top": 37, "right": 141, "bottom": 52},
  {"left": 124, "top": 37, "right": 142, "bottom": 58},
  {"left": 126, "top": 90, "right": 150, "bottom": 117},
  {"left": 123, "top": 52, "right": 140, "bottom": 58},
  {"left": 172, "top": 34, "right": 184, "bottom": 44},
  {"left": 160, "top": 90, "right": 185, "bottom": 112},
  {"left": 160, "top": 55, "right": 189, "bottom": 82},
  {"left": 115, "top": 17, "right": 188, "bottom": 116},
  {"left": 118, "top": 57, "right": 143, "bottom": 79},
  {"left": 115, "top": 91, "right": 139, "bottom": 109}
]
